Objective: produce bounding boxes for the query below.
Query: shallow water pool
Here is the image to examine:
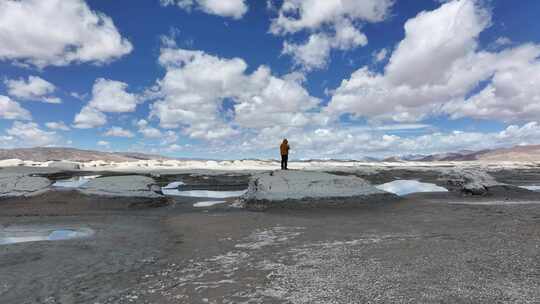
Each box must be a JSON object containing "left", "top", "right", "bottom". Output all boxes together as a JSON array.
[
  {"left": 519, "top": 185, "right": 540, "bottom": 191},
  {"left": 161, "top": 181, "right": 246, "bottom": 198},
  {"left": 193, "top": 201, "right": 227, "bottom": 208},
  {"left": 162, "top": 189, "right": 247, "bottom": 198},
  {"left": 0, "top": 227, "right": 94, "bottom": 245},
  {"left": 376, "top": 180, "right": 448, "bottom": 196}
]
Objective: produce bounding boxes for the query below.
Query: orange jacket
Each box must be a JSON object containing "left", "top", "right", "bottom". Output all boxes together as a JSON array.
[{"left": 280, "top": 140, "right": 290, "bottom": 155}]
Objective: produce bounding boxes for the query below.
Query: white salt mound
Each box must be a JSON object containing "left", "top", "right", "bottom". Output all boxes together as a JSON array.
[
  {"left": 0, "top": 159, "right": 24, "bottom": 167},
  {"left": 243, "top": 170, "right": 384, "bottom": 201}
]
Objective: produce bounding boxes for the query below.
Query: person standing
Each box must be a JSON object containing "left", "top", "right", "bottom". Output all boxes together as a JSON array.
[{"left": 280, "top": 139, "right": 290, "bottom": 170}]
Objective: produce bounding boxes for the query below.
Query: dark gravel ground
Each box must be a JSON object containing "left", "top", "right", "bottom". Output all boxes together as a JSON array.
[
  {"left": 0, "top": 170, "right": 539, "bottom": 304},
  {"left": 491, "top": 168, "right": 540, "bottom": 186}
]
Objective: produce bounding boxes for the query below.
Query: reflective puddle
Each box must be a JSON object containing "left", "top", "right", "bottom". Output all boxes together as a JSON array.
[
  {"left": 0, "top": 227, "right": 94, "bottom": 245},
  {"left": 161, "top": 181, "right": 247, "bottom": 198},
  {"left": 162, "top": 189, "right": 247, "bottom": 198},
  {"left": 53, "top": 175, "right": 100, "bottom": 188},
  {"left": 193, "top": 201, "right": 227, "bottom": 208},
  {"left": 377, "top": 180, "right": 448, "bottom": 196},
  {"left": 519, "top": 185, "right": 540, "bottom": 191}
]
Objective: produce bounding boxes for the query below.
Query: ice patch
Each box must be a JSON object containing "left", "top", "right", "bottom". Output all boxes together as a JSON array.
[
  {"left": 162, "top": 181, "right": 186, "bottom": 189},
  {"left": 376, "top": 180, "right": 448, "bottom": 196},
  {"left": 53, "top": 175, "right": 100, "bottom": 188},
  {"left": 0, "top": 227, "right": 94, "bottom": 245},
  {"left": 162, "top": 189, "right": 247, "bottom": 198},
  {"left": 193, "top": 201, "right": 227, "bottom": 208},
  {"left": 519, "top": 185, "right": 540, "bottom": 191}
]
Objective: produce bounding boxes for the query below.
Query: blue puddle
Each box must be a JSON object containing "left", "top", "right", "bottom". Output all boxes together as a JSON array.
[{"left": 0, "top": 227, "right": 94, "bottom": 245}]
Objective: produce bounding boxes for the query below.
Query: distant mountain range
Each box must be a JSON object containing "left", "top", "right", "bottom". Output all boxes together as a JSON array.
[
  {"left": 0, "top": 147, "right": 174, "bottom": 162},
  {"left": 460, "top": 145, "right": 540, "bottom": 162},
  {"left": 0, "top": 145, "right": 539, "bottom": 162},
  {"left": 384, "top": 145, "right": 540, "bottom": 162}
]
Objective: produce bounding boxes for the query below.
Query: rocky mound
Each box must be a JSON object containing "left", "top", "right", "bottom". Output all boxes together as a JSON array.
[
  {"left": 242, "top": 171, "right": 399, "bottom": 210},
  {"left": 81, "top": 176, "right": 162, "bottom": 198},
  {"left": 0, "top": 173, "right": 163, "bottom": 199},
  {"left": 0, "top": 173, "right": 52, "bottom": 198},
  {"left": 0, "top": 190, "right": 171, "bottom": 216}
]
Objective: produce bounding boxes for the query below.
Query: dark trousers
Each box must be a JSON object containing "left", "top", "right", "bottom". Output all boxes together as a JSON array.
[{"left": 281, "top": 154, "right": 288, "bottom": 170}]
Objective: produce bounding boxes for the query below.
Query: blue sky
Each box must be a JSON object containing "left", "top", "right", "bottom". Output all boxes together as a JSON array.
[{"left": 1, "top": 0, "right": 540, "bottom": 159}]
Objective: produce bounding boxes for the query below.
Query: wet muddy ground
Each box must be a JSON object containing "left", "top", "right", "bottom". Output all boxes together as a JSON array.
[{"left": 1, "top": 168, "right": 539, "bottom": 303}]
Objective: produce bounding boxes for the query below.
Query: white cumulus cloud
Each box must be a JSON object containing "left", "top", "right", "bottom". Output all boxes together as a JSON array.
[
  {"left": 150, "top": 47, "right": 319, "bottom": 140},
  {"left": 73, "top": 106, "right": 107, "bottom": 129},
  {"left": 161, "top": 0, "right": 248, "bottom": 19},
  {"left": 373, "top": 48, "right": 388, "bottom": 62},
  {"left": 0, "top": 95, "right": 32, "bottom": 120},
  {"left": 271, "top": 0, "right": 393, "bottom": 71},
  {"left": 73, "top": 78, "right": 140, "bottom": 129},
  {"left": 4, "top": 76, "right": 60, "bottom": 103},
  {"left": 6, "top": 121, "right": 60, "bottom": 147},
  {"left": 237, "top": 121, "right": 540, "bottom": 159},
  {"left": 103, "top": 126, "right": 135, "bottom": 138},
  {"left": 270, "top": 0, "right": 393, "bottom": 34},
  {"left": 326, "top": 0, "right": 540, "bottom": 123},
  {"left": 88, "top": 78, "right": 139, "bottom": 113},
  {"left": 97, "top": 140, "right": 110, "bottom": 148},
  {"left": 161, "top": 130, "right": 178, "bottom": 145},
  {"left": 442, "top": 46, "right": 540, "bottom": 122},
  {"left": 283, "top": 20, "right": 368, "bottom": 70},
  {"left": 46, "top": 121, "right": 70, "bottom": 131},
  {"left": 0, "top": 0, "right": 133, "bottom": 68},
  {"left": 137, "top": 119, "right": 163, "bottom": 138}
]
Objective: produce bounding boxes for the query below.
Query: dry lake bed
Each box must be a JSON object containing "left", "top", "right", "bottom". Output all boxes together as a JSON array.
[{"left": 1, "top": 165, "right": 539, "bottom": 303}]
